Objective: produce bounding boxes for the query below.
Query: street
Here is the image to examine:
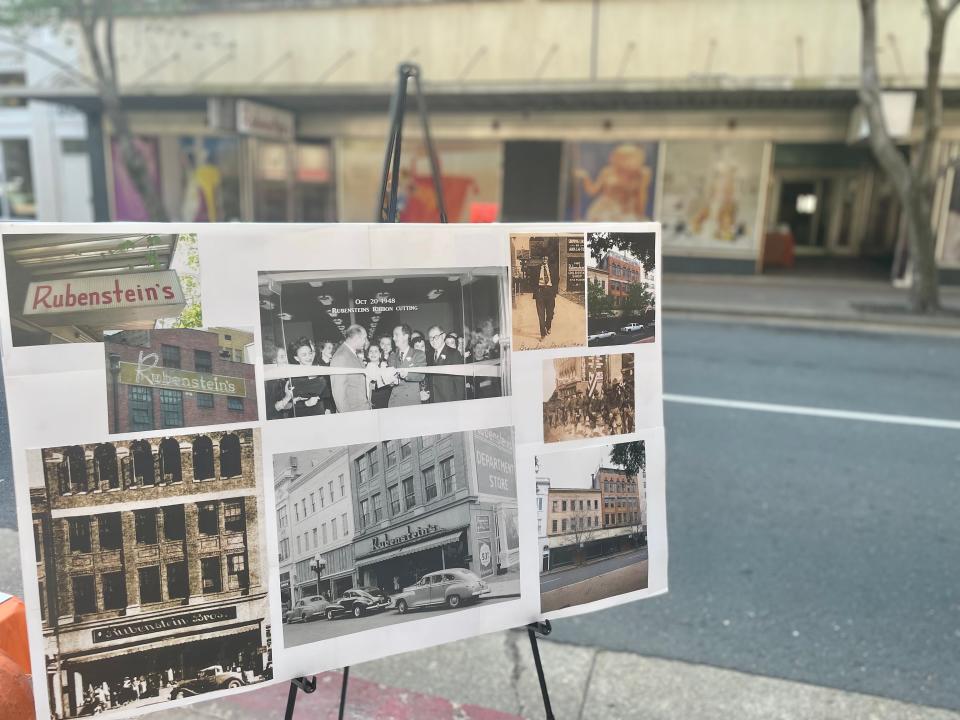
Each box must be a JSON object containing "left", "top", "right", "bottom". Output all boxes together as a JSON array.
[
  {"left": 588, "top": 326, "right": 656, "bottom": 346},
  {"left": 282, "top": 594, "right": 519, "bottom": 647},
  {"left": 540, "top": 547, "right": 649, "bottom": 592}
]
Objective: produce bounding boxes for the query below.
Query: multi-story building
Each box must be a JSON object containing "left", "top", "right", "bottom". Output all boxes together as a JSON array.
[
  {"left": 33, "top": 429, "right": 268, "bottom": 719},
  {"left": 546, "top": 489, "right": 602, "bottom": 537},
  {"left": 283, "top": 449, "right": 355, "bottom": 601},
  {"left": 597, "top": 251, "right": 646, "bottom": 307},
  {"left": 587, "top": 266, "right": 609, "bottom": 295},
  {"left": 104, "top": 329, "right": 258, "bottom": 433},
  {"left": 274, "top": 464, "right": 293, "bottom": 608},
  {"left": 209, "top": 327, "right": 255, "bottom": 363},
  {"left": 593, "top": 465, "right": 646, "bottom": 531},
  {"left": 349, "top": 428, "right": 519, "bottom": 592},
  {"left": 535, "top": 476, "right": 550, "bottom": 572}
]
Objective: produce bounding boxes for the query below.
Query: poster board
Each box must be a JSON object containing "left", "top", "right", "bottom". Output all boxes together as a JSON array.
[{"left": 0, "top": 222, "right": 666, "bottom": 719}]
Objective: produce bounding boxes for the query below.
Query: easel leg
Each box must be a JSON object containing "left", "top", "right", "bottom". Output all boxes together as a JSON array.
[
  {"left": 338, "top": 666, "right": 350, "bottom": 720},
  {"left": 526, "top": 622, "right": 555, "bottom": 720},
  {"left": 285, "top": 676, "right": 317, "bottom": 720}
]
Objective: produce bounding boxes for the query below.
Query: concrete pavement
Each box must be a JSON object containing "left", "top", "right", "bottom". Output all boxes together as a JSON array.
[{"left": 512, "top": 292, "right": 587, "bottom": 350}]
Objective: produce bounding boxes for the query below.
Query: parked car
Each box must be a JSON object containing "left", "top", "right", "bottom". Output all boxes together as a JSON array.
[
  {"left": 588, "top": 330, "right": 616, "bottom": 341},
  {"left": 393, "top": 569, "right": 490, "bottom": 614},
  {"left": 286, "top": 595, "right": 331, "bottom": 623},
  {"left": 619, "top": 322, "right": 644, "bottom": 333},
  {"left": 325, "top": 587, "right": 392, "bottom": 620},
  {"left": 281, "top": 600, "right": 291, "bottom": 621},
  {"left": 169, "top": 666, "right": 246, "bottom": 699}
]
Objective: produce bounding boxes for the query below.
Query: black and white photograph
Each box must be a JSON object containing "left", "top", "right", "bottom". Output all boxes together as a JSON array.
[
  {"left": 586, "top": 231, "right": 657, "bottom": 346},
  {"left": 510, "top": 233, "right": 586, "bottom": 350},
  {"left": 258, "top": 268, "right": 510, "bottom": 419},
  {"left": 29, "top": 428, "right": 271, "bottom": 719},
  {"left": 276, "top": 426, "right": 520, "bottom": 647},
  {"left": 542, "top": 353, "right": 635, "bottom": 443},
  {"left": 536, "top": 441, "right": 648, "bottom": 613},
  {"left": 4, "top": 231, "right": 202, "bottom": 347}
]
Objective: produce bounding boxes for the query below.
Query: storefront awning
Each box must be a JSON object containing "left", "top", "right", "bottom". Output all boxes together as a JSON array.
[{"left": 355, "top": 530, "right": 464, "bottom": 567}]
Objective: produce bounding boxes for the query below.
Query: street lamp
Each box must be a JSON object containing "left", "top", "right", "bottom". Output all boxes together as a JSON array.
[
  {"left": 108, "top": 353, "right": 121, "bottom": 434},
  {"left": 312, "top": 555, "right": 326, "bottom": 597}
]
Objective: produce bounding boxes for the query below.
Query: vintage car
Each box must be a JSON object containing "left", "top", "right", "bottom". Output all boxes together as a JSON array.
[
  {"left": 169, "top": 666, "right": 246, "bottom": 699},
  {"left": 325, "top": 587, "right": 392, "bottom": 620},
  {"left": 393, "top": 569, "right": 490, "bottom": 614},
  {"left": 588, "top": 330, "right": 616, "bottom": 342},
  {"left": 286, "top": 595, "right": 331, "bottom": 623},
  {"left": 619, "top": 322, "right": 644, "bottom": 334}
]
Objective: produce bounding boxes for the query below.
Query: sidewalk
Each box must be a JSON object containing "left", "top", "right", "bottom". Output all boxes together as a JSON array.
[
  {"left": 153, "top": 631, "right": 960, "bottom": 720},
  {"left": 513, "top": 292, "right": 587, "bottom": 350},
  {"left": 663, "top": 273, "right": 960, "bottom": 333}
]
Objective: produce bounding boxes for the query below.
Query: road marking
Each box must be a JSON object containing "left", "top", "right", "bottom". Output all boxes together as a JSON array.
[{"left": 665, "top": 393, "right": 960, "bottom": 430}]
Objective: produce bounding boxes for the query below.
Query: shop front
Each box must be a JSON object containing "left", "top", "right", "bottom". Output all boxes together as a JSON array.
[{"left": 469, "top": 427, "right": 520, "bottom": 575}]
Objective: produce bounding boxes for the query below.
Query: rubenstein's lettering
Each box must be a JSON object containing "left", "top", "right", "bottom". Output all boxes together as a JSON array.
[
  {"left": 370, "top": 523, "right": 442, "bottom": 552},
  {"left": 119, "top": 352, "right": 247, "bottom": 397},
  {"left": 23, "top": 271, "right": 184, "bottom": 317},
  {"left": 91, "top": 606, "right": 238, "bottom": 643}
]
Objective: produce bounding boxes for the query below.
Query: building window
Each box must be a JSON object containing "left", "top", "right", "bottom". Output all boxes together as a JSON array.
[
  {"left": 368, "top": 448, "right": 379, "bottom": 475},
  {"left": 159, "top": 389, "right": 183, "bottom": 428},
  {"left": 159, "top": 437, "right": 182, "bottom": 483},
  {"left": 561, "top": 519, "right": 568, "bottom": 532},
  {"left": 359, "top": 499, "right": 370, "bottom": 529},
  {"left": 68, "top": 517, "right": 91, "bottom": 553},
  {"left": 319, "top": 487, "right": 325, "bottom": 508},
  {"left": 387, "top": 484, "right": 401, "bottom": 515},
  {"left": 138, "top": 566, "right": 162, "bottom": 604},
  {"left": 561, "top": 500, "right": 567, "bottom": 512},
  {"left": 400, "top": 440, "right": 412, "bottom": 460},
  {"left": 160, "top": 344, "right": 181, "bottom": 369},
  {"left": 220, "top": 433, "right": 242, "bottom": 477},
  {"left": 198, "top": 502, "right": 219, "bottom": 535},
  {"left": 194, "top": 350, "right": 213, "bottom": 374},
  {"left": 594, "top": 500, "right": 598, "bottom": 510},
  {"left": 94, "top": 443, "right": 119, "bottom": 490},
  {"left": 135, "top": 509, "right": 158, "bottom": 545},
  {"left": 32, "top": 521, "right": 41, "bottom": 560},
  {"left": 163, "top": 505, "right": 186, "bottom": 541},
  {"left": 339, "top": 474, "right": 345, "bottom": 497},
  {"left": 328, "top": 480, "right": 334, "bottom": 501},
  {"left": 294, "top": 503, "right": 299, "bottom": 521},
  {"left": 221, "top": 501, "right": 243, "bottom": 534},
  {"left": 402, "top": 477, "right": 415, "bottom": 510},
  {"left": 167, "top": 562, "right": 188, "bottom": 599},
  {"left": 552, "top": 500, "right": 557, "bottom": 512},
  {"left": 98, "top": 513, "right": 122, "bottom": 550},
  {"left": 201, "top": 557, "right": 222, "bottom": 594},
  {"left": 197, "top": 392, "right": 215, "bottom": 409},
  {"left": 385, "top": 442, "right": 397, "bottom": 467},
  {"left": 423, "top": 467, "right": 437, "bottom": 501},
  {"left": 313, "top": 527, "right": 319, "bottom": 547},
  {"left": 72, "top": 575, "right": 96, "bottom": 615},
  {"left": 102, "top": 571, "right": 126, "bottom": 610},
  {"left": 227, "top": 396, "right": 244, "bottom": 412},
  {"left": 309, "top": 493, "right": 316, "bottom": 512},
  {"left": 552, "top": 520, "right": 557, "bottom": 533},
  {"left": 296, "top": 535, "right": 301, "bottom": 554},
  {"left": 128, "top": 386, "right": 154, "bottom": 431},
  {"left": 440, "top": 458, "right": 456, "bottom": 495},
  {"left": 61, "top": 445, "right": 88, "bottom": 494},
  {"left": 321, "top": 524, "right": 327, "bottom": 544},
  {"left": 193, "top": 436, "right": 215, "bottom": 480},
  {"left": 341, "top": 513, "right": 349, "bottom": 536},
  {"left": 227, "top": 553, "right": 249, "bottom": 590},
  {"left": 356, "top": 456, "right": 367, "bottom": 485},
  {"left": 331, "top": 518, "right": 338, "bottom": 541},
  {"left": 131, "top": 439, "right": 155, "bottom": 486}
]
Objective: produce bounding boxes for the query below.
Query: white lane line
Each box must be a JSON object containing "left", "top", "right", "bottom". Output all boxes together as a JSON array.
[{"left": 664, "top": 393, "right": 960, "bottom": 430}]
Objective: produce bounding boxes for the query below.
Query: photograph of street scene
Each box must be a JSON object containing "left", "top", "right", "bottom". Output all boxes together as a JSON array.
[
  {"left": 543, "top": 353, "right": 635, "bottom": 443},
  {"left": 536, "top": 441, "right": 648, "bottom": 613},
  {"left": 30, "top": 429, "right": 271, "bottom": 719},
  {"left": 510, "top": 233, "right": 586, "bottom": 350},
  {"left": 276, "top": 426, "right": 520, "bottom": 647},
  {"left": 586, "top": 231, "right": 657, "bottom": 346},
  {"left": 259, "top": 268, "right": 510, "bottom": 419},
  {"left": 4, "top": 231, "right": 201, "bottom": 347}
]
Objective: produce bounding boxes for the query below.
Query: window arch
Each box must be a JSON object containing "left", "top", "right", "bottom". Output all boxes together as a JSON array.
[
  {"left": 192, "top": 436, "right": 214, "bottom": 481},
  {"left": 131, "top": 440, "right": 155, "bottom": 487},
  {"left": 62, "top": 446, "right": 87, "bottom": 493},
  {"left": 219, "top": 433, "right": 242, "bottom": 478},
  {"left": 93, "top": 444, "right": 118, "bottom": 490},
  {"left": 160, "top": 438, "right": 182, "bottom": 483}
]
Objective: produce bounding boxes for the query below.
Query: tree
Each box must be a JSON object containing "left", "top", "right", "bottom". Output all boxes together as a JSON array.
[
  {"left": 0, "top": 0, "right": 176, "bottom": 221},
  {"left": 859, "top": 0, "right": 959, "bottom": 313},
  {"left": 568, "top": 500, "right": 598, "bottom": 565},
  {"left": 587, "top": 277, "right": 615, "bottom": 318},
  {"left": 622, "top": 282, "right": 655, "bottom": 318},
  {"left": 609, "top": 441, "right": 645, "bottom": 476},
  {"left": 588, "top": 231, "right": 656, "bottom": 273}
]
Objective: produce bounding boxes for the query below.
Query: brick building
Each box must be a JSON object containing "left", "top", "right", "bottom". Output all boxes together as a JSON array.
[
  {"left": 104, "top": 329, "right": 257, "bottom": 434},
  {"left": 596, "top": 251, "right": 646, "bottom": 307},
  {"left": 546, "top": 489, "right": 602, "bottom": 537},
  {"left": 349, "top": 428, "right": 519, "bottom": 592},
  {"left": 592, "top": 465, "right": 646, "bottom": 530},
  {"left": 33, "top": 429, "right": 269, "bottom": 719}
]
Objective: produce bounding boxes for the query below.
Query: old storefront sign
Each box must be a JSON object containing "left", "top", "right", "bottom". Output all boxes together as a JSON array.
[
  {"left": 473, "top": 428, "right": 516, "bottom": 498},
  {"left": 118, "top": 352, "right": 247, "bottom": 397},
  {"left": 369, "top": 523, "right": 443, "bottom": 553},
  {"left": 92, "top": 606, "right": 238, "bottom": 643}
]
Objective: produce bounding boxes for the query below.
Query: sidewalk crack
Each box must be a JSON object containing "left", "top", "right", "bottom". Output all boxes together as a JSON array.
[
  {"left": 576, "top": 650, "right": 600, "bottom": 720},
  {"left": 505, "top": 629, "right": 526, "bottom": 717}
]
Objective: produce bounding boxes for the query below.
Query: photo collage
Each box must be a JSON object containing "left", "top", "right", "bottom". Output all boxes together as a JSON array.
[{"left": 0, "top": 222, "right": 665, "bottom": 719}]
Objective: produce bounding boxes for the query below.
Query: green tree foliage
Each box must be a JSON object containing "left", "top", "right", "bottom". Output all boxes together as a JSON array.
[
  {"left": 609, "top": 441, "right": 646, "bottom": 476},
  {"left": 588, "top": 231, "right": 656, "bottom": 272},
  {"left": 587, "top": 277, "right": 615, "bottom": 318},
  {"left": 622, "top": 282, "right": 655, "bottom": 317},
  {"left": 172, "top": 233, "right": 202, "bottom": 328}
]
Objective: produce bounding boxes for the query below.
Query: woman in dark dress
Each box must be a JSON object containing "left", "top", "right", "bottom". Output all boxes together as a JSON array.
[
  {"left": 283, "top": 337, "right": 330, "bottom": 417},
  {"left": 316, "top": 340, "right": 337, "bottom": 414},
  {"left": 366, "top": 344, "right": 393, "bottom": 410}
]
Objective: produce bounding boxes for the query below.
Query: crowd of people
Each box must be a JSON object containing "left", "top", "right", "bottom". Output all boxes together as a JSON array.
[
  {"left": 266, "top": 320, "right": 503, "bottom": 419},
  {"left": 543, "top": 377, "right": 634, "bottom": 441},
  {"left": 80, "top": 674, "right": 162, "bottom": 713}
]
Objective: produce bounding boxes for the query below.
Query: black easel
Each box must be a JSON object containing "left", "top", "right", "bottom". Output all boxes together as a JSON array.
[{"left": 283, "top": 63, "right": 554, "bottom": 720}]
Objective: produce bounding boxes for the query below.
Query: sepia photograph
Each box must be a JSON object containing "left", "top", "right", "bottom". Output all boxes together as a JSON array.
[
  {"left": 4, "top": 231, "right": 202, "bottom": 347},
  {"left": 510, "top": 233, "right": 586, "bottom": 351},
  {"left": 258, "top": 268, "right": 510, "bottom": 419},
  {"left": 536, "top": 441, "right": 648, "bottom": 613},
  {"left": 276, "top": 426, "right": 520, "bottom": 648},
  {"left": 29, "top": 428, "right": 271, "bottom": 719},
  {"left": 103, "top": 327, "right": 257, "bottom": 434},
  {"left": 586, "top": 231, "right": 657, "bottom": 346},
  {"left": 542, "top": 353, "right": 635, "bottom": 443}
]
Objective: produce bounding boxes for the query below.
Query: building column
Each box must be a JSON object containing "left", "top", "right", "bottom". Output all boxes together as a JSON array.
[
  {"left": 53, "top": 519, "right": 74, "bottom": 625},
  {"left": 184, "top": 503, "right": 202, "bottom": 605},
  {"left": 121, "top": 511, "right": 140, "bottom": 614},
  {"left": 244, "top": 496, "right": 260, "bottom": 590}
]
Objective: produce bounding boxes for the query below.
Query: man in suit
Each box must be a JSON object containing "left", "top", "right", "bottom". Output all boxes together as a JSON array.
[
  {"left": 534, "top": 246, "right": 560, "bottom": 339},
  {"left": 387, "top": 323, "right": 427, "bottom": 407},
  {"left": 330, "top": 324, "right": 371, "bottom": 413},
  {"left": 426, "top": 325, "right": 466, "bottom": 404}
]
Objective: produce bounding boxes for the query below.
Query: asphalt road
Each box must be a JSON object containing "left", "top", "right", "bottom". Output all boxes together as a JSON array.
[
  {"left": 540, "top": 548, "right": 648, "bottom": 592},
  {"left": 552, "top": 317, "right": 960, "bottom": 711},
  {"left": 588, "top": 326, "right": 656, "bottom": 346}
]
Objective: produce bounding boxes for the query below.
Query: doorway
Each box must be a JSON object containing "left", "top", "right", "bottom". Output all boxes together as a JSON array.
[{"left": 776, "top": 179, "right": 832, "bottom": 250}]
